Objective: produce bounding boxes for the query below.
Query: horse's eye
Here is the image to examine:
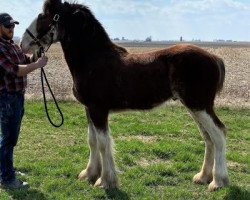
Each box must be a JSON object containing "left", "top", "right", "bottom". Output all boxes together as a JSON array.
[{"left": 30, "top": 41, "right": 36, "bottom": 46}]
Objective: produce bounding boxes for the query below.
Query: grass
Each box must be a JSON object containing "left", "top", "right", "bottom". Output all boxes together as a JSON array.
[{"left": 0, "top": 100, "right": 249, "bottom": 200}]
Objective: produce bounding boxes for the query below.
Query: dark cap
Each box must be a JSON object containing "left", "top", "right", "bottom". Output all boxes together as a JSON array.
[{"left": 0, "top": 13, "right": 19, "bottom": 26}]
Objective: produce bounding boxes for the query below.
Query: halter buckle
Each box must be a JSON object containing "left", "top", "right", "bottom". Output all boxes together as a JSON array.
[{"left": 53, "top": 14, "right": 60, "bottom": 22}]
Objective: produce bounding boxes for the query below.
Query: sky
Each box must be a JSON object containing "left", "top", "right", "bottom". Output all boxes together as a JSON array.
[{"left": 1, "top": 0, "right": 250, "bottom": 41}]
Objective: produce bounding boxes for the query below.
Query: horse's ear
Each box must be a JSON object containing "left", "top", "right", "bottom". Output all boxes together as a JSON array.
[
  {"left": 43, "top": 0, "right": 62, "bottom": 15},
  {"left": 73, "top": 10, "right": 89, "bottom": 21},
  {"left": 73, "top": 10, "right": 83, "bottom": 17}
]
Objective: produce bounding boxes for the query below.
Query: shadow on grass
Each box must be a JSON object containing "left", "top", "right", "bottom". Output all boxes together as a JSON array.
[
  {"left": 105, "top": 188, "right": 130, "bottom": 200},
  {"left": 224, "top": 185, "right": 250, "bottom": 200},
  {"left": 5, "top": 187, "right": 47, "bottom": 200}
]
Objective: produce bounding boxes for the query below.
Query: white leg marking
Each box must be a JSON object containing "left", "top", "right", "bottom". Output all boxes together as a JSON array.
[
  {"left": 94, "top": 129, "right": 118, "bottom": 189},
  {"left": 193, "top": 110, "right": 229, "bottom": 191},
  {"left": 79, "top": 122, "right": 101, "bottom": 183},
  {"left": 189, "top": 110, "right": 214, "bottom": 184}
]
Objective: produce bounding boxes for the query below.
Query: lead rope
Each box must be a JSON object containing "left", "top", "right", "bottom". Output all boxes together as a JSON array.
[{"left": 39, "top": 35, "right": 64, "bottom": 127}]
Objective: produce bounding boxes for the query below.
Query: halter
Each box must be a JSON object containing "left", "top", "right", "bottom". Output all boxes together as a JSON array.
[
  {"left": 25, "top": 14, "right": 60, "bottom": 54},
  {"left": 25, "top": 14, "right": 64, "bottom": 128}
]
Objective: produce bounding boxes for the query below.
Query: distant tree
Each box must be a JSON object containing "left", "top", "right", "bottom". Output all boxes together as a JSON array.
[{"left": 145, "top": 36, "right": 152, "bottom": 42}]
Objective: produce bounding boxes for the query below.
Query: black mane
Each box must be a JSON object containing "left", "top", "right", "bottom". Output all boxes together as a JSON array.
[{"left": 58, "top": 3, "right": 113, "bottom": 52}]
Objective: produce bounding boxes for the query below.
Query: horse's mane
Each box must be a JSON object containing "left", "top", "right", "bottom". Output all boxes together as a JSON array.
[
  {"left": 43, "top": 1, "right": 105, "bottom": 42},
  {"left": 43, "top": 0, "right": 127, "bottom": 55}
]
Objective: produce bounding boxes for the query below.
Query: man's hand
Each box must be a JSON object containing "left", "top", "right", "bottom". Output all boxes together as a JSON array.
[
  {"left": 17, "top": 55, "right": 49, "bottom": 77},
  {"left": 35, "top": 55, "right": 48, "bottom": 68}
]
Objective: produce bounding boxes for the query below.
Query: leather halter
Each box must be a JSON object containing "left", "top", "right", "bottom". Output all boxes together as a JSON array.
[{"left": 25, "top": 14, "right": 60, "bottom": 53}]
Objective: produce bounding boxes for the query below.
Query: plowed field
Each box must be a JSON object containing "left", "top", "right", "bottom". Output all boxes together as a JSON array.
[{"left": 26, "top": 42, "right": 250, "bottom": 108}]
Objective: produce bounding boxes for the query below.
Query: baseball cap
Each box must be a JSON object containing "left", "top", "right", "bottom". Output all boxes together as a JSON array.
[{"left": 0, "top": 13, "right": 19, "bottom": 26}]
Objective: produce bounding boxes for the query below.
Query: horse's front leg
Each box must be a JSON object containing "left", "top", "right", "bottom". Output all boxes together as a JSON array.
[
  {"left": 94, "top": 129, "right": 118, "bottom": 189},
  {"left": 85, "top": 107, "right": 118, "bottom": 189},
  {"left": 79, "top": 108, "right": 101, "bottom": 183}
]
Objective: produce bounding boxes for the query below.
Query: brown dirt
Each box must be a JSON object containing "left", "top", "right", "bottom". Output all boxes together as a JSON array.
[{"left": 25, "top": 43, "right": 250, "bottom": 108}]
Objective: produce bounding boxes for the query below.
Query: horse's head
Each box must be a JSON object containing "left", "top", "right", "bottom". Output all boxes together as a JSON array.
[
  {"left": 21, "top": 0, "right": 110, "bottom": 57},
  {"left": 20, "top": 0, "right": 63, "bottom": 55}
]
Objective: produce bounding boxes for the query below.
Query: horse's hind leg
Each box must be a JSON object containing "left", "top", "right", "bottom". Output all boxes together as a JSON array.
[
  {"left": 189, "top": 110, "right": 214, "bottom": 184},
  {"left": 79, "top": 108, "right": 102, "bottom": 183},
  {"left": 190, "top": 108, "right": 229, "bottom": 191}
]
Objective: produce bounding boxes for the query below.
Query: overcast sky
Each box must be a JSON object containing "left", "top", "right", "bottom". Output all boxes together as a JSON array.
[{"left": 1, "top": 0, "right": 250, "bottom": 41}]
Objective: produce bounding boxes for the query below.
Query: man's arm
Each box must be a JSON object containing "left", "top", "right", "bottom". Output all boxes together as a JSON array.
[{"left": 17, "top": 55, "right": 48, "bottom": 77}]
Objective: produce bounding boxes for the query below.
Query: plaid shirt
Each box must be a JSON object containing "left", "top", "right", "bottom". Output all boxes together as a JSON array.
[{"left": 0, "top": 37, "right": 30, "bottom": 93}]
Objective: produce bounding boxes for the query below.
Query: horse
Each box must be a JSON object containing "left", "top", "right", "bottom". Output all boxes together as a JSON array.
[{"left": 20, "top": 0, "right": 229, "bottom": 191}]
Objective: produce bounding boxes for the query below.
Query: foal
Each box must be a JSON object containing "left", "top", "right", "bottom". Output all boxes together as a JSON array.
[{"left": 20, "top": 0, "right": 229, "bottom": 191}]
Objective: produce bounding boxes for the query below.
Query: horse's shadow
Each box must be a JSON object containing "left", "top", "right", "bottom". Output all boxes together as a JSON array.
[
  {"left": 105, "top": 188, "right": 130, "bottom": 200},
  {"left": 5, "top": 184, "right": 129, "bottom": 200},
  {"left": 5, "top": 187, "right": 47, "bottom": 200},
  {"left": 224, "top": 185, "right": 250, "bottom": 200}
]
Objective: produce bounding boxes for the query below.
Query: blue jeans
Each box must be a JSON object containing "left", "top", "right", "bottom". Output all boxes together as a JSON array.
[{"left": 0, "top": 91, "right": 24, "bottom": 182}]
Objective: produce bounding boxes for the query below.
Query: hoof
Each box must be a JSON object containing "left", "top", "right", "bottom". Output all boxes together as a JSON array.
[
  {"left": 193, "top": 172, "right": 213, "bottom": 185},
  {"left": 94, "top": 177, "right": 118, "bottom": 189},
  {"left": 78, "top": 169, "right": 100, "bottom": 184},
  {"left": 208, "top": 178, "right": 229, "bottom": 192},
  {"left": 208, "top": 181, "right": 222, "bottom": 191},
  {"left": 78, "top": 169, "right": 88, "bottom": 180}
]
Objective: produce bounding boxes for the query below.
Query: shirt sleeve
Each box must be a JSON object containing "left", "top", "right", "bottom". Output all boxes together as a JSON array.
[
  {"left": 0, "top": 46, "right": 19, "bottom": 75},
  {"left": 14, "top": 43, "right": 32, "bottom": 64}
]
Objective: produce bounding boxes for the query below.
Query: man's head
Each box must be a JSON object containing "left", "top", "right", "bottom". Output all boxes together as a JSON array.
[{"left": 0, "top": 13, "right": 19, "bottom": 40}]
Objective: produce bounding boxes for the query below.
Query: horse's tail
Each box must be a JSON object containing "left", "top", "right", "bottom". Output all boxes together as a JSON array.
[{"left": 216, "top": 57, "right": 225, "bottom": 93}]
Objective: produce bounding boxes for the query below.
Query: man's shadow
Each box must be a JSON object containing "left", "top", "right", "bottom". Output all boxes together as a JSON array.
[
  {"left": 5, "top": 187, "right": 47, "bottom": 200},
  {"left": 105, "top": 188, "right": 130, "bottom": 200}
]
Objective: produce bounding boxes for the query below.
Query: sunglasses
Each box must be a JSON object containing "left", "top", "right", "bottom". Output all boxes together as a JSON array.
[{"left": 3, "top": 24, "right": 15, "bottom": 29}]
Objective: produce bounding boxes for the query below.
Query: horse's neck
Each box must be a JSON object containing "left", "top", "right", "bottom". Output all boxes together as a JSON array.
[
  {"left": 60, "top": 14, "right": 117, "bottom": 66},
  {"left": 60, "top": 38, "right": 112, "bottom": 75},
  {"left": 59, "top": 24, "right": 128, "bottom": 73}
]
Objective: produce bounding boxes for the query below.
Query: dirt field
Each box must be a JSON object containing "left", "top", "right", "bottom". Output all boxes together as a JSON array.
[{"left": 26, "top": 42, "right": 250, "bottom": 108}]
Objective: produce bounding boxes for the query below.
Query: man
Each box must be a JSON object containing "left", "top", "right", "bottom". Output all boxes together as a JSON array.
[{"left": 0, "top": 13, "right": 48, "bottom": 188}]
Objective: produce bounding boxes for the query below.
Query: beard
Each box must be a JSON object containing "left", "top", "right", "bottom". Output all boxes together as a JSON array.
[{"left": 2, "top": 32, "right": 13, "bottom": 40}]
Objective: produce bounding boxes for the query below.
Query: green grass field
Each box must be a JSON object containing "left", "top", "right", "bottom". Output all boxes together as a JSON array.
[{"left": 0, "top": 101, "right": 249, "bottom": 200}]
